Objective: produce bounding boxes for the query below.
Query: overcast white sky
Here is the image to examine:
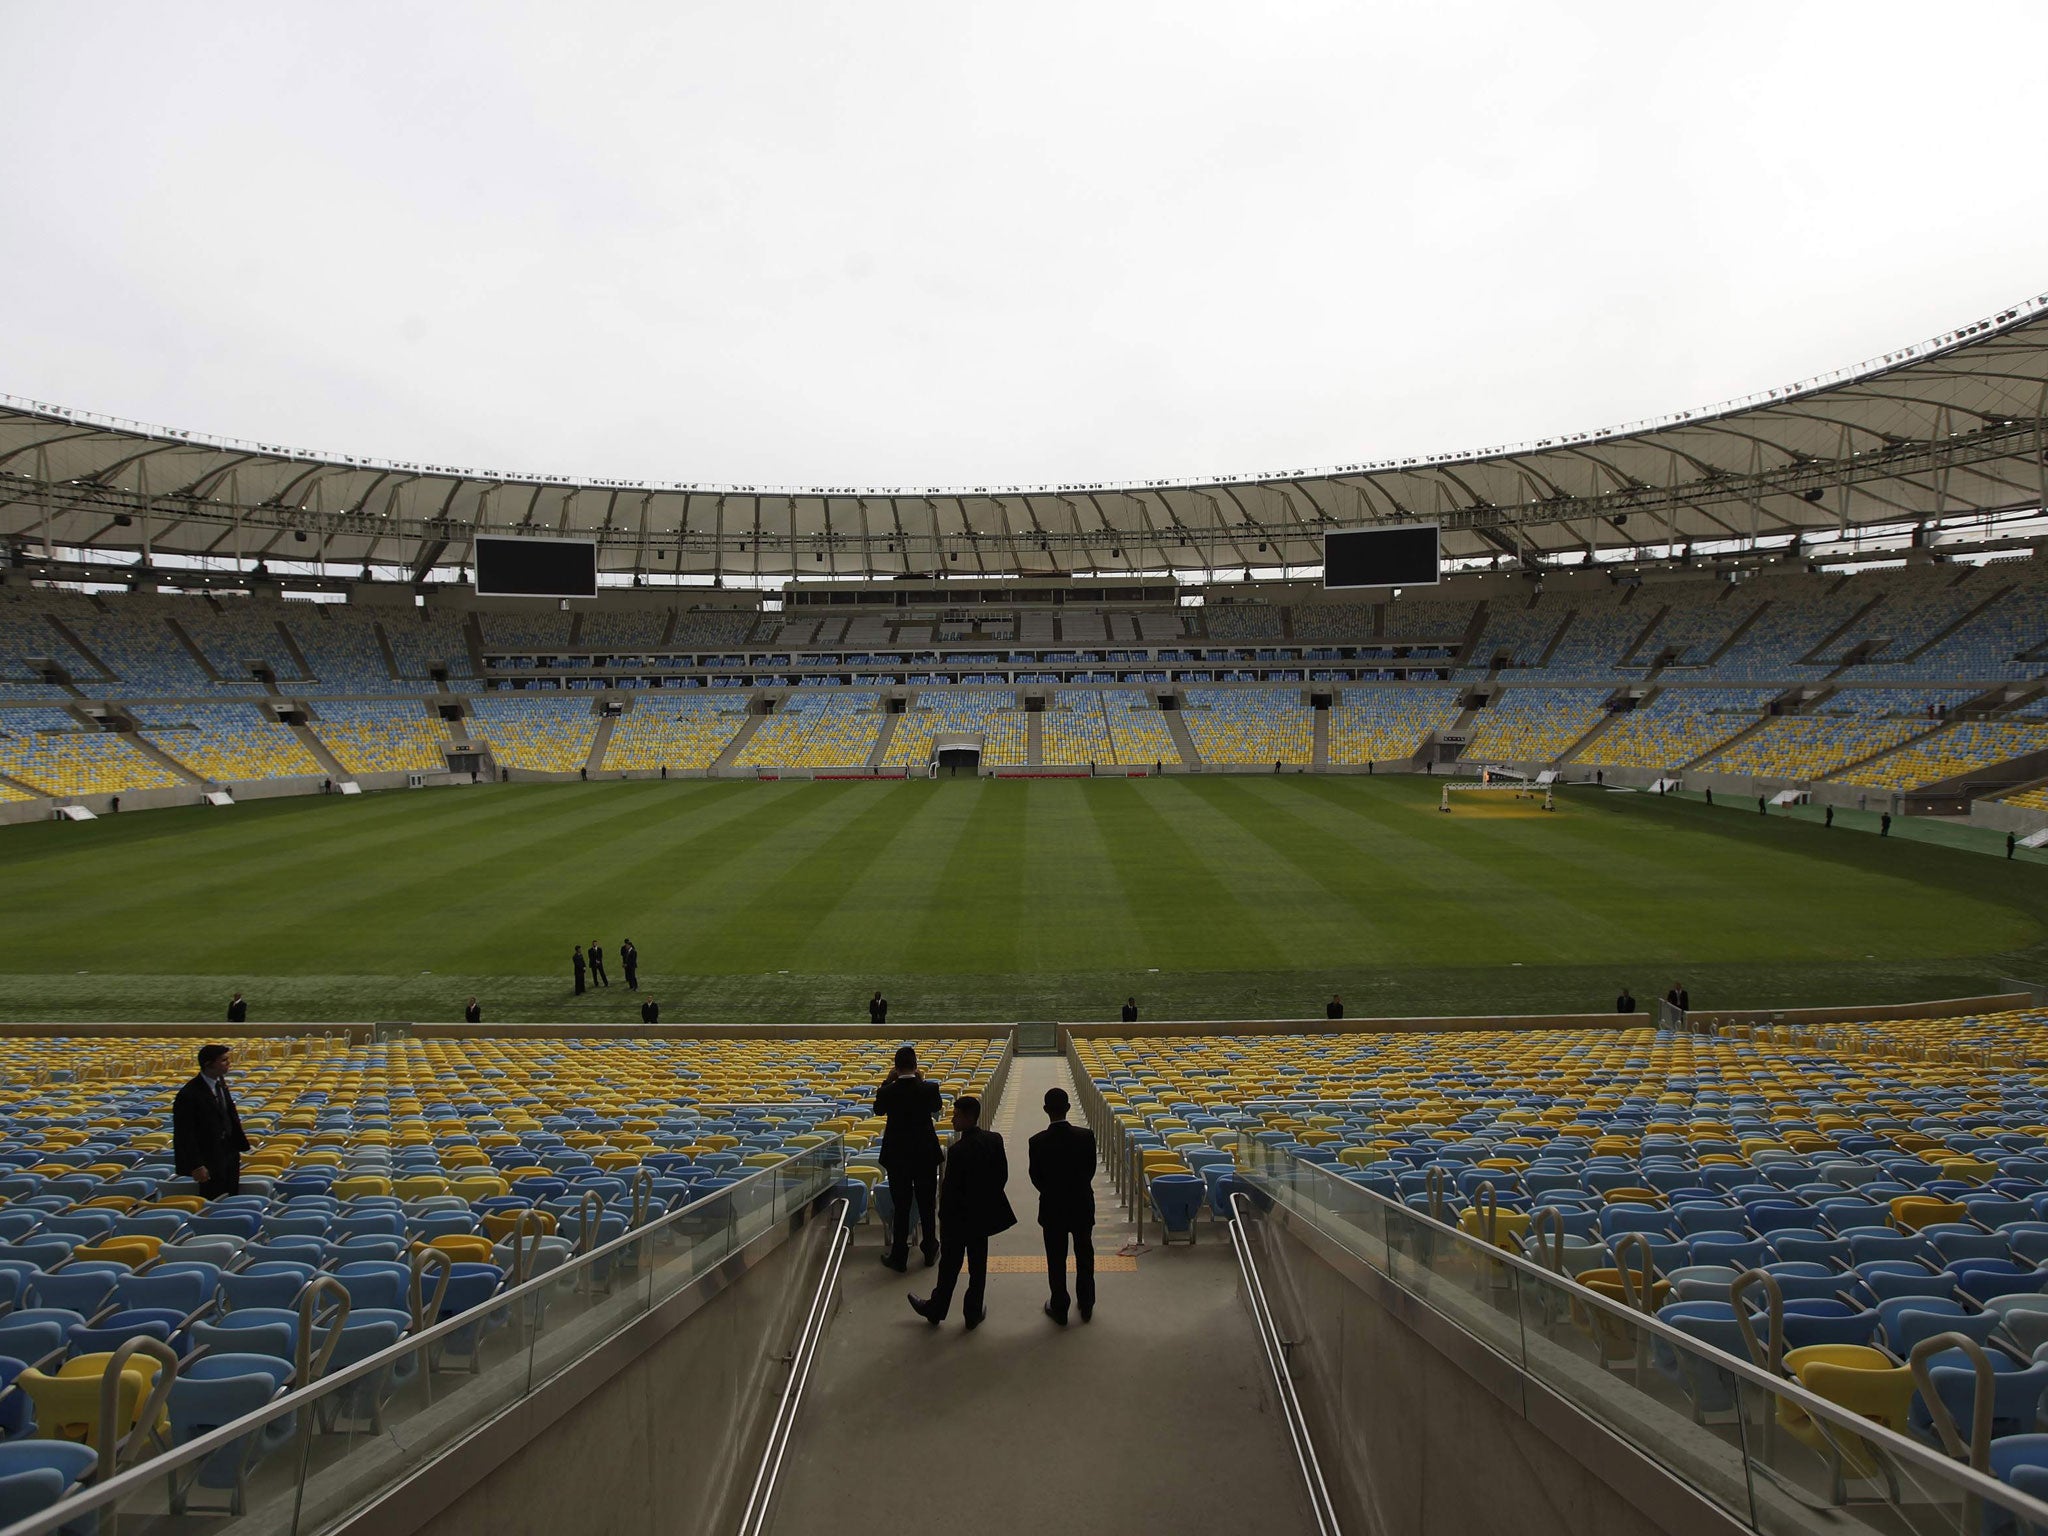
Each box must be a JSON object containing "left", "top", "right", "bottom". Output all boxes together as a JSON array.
[{"left": 2, "top": 2, "right": 2043, "bottom": 490}]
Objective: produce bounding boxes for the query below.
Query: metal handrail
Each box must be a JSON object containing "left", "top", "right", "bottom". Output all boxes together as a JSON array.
[
  {"left": 734, "top": 1197, "right": 852, "bottom": 1536},
  {"left": 1240, "top": 1144, "right": 2048, "bottom": 1526},
  {"left": 1228, "top": 1193, "right": 1341, "bottom": 1536},
  {"left": 0, "top": 1140, "right": 845, "bottom": 1536}
]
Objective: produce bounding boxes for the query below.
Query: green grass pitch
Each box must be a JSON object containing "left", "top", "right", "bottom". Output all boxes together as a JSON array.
[{"left": 2, "top": 775, "right": 2043, "bottom": 1024}]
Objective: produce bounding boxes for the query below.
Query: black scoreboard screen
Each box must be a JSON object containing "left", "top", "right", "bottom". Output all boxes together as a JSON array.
[
  {"left": 1322, "top": 525, "right": 1441, "bottom": 590},
  {"left": 474, "top": 536, "right": 598, "bottom": 599}
]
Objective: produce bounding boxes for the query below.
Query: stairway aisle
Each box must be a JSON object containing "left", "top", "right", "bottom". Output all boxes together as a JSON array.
[{"left": 769, "top": 1055, "right": 1313, "bottom": 1536}]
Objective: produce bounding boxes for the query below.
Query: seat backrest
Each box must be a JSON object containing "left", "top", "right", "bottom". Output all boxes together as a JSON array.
[{"left": 0, "top": 1469, "right": 66, "bottom": 1527}]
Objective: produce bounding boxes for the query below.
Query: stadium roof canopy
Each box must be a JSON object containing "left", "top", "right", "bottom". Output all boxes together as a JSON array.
[{"left": 5, "top": 291, "right": 2048, "bottom": 586}]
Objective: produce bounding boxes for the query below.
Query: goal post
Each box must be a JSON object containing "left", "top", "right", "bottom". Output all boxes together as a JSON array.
[{"left": 1440, "top": 780, "right": 1555, "bottom": 813}]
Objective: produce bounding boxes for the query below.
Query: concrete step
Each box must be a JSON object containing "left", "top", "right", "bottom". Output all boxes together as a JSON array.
[{"left": 712, "top": 712, "right": 766, "bottom": 772}]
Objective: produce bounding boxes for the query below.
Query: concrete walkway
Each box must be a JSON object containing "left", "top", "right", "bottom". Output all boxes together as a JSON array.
[{"left": 769, "top": 1056, "right": 1314, "bottom": 1536}]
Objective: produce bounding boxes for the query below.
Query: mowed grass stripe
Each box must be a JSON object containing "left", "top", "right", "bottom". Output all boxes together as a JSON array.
[
  {"left": 698, "top": 783, "right": 935, "bottom": 974},
  {"left": 1085, "top": 781, "right": 1286, "bottom": 971},
  {"left": 909, "top": 781, "right": 1028, "bottom": 975}
]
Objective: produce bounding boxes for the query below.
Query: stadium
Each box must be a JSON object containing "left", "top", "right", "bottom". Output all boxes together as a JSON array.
[{"left": 11, "top": 7, "right": 2048, "bottom": 1536}]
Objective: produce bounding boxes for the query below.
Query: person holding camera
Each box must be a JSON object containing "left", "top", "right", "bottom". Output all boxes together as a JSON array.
[{"left": 874, "top": 1044, "right": 943, "bottom": 1271}]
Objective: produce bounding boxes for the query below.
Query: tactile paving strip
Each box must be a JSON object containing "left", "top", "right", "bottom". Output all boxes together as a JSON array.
[{"left": 984, "top": 1255, "right": 1138, "bottom": 1273}]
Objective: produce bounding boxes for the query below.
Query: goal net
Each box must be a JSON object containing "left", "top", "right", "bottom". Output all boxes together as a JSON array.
[{"left": 1440, "top": 780, "right": 1555, "bottom": 813}]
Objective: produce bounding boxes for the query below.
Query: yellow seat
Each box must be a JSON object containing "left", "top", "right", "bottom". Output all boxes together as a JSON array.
[
  {"left": 393, "top": 1176, "right": 450, "bottom": 1201},
  {"left": 71, "top": 1237, "right": 159, "bottom": 1268},
  {"left": 1780, "top": 1347, "right": 1917, "bottom": 1486},
  {"left": 449, "top": 1175, "right": 509, "bottom": 1201},
  {"left": 424, "top": 1235, "right": 495, "bottom": 1264},
  {"left": 1335, "top": 1147, "right": 1382, "bottom": 1169},
  {"left": 332, "top": 1175, "right": 392, "bottom": 1200},
  {"left": 1889, "top": 1196, "right": 1966, "bottom": 1232},
  {"left": 482, "top": 1210, "right": 557, "bottom": 1242},
  {"left": 19, "top": 1353, "right": 165, "bottom": 1450}
]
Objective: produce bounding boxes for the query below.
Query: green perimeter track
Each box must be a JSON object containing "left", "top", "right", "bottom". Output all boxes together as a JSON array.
[{"left": 2, "top": 775, "right": 2044, "bottom": 1024}]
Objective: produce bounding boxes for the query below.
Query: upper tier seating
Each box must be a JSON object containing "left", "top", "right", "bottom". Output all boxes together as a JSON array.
[
  {"left": 378, "top": 611, "right": 475, "bottom": 685},
  {"left": 136, "top": 705, "right": 321, "bottom": 783},
  {"left": 1458, "top": 600, "right": 1569, "bottom": 675},
  {"left": 1463, "top": 687, "right": 1605, "bottom": 764},
  {"left": 478, "top": 613, "right": 572, "bottom": 652},
  {"left": 1695, "top": 716, "right": 1924, "bottom": 782},
  {"left": 1381, "top": 597, "right": 1478, "bottom": 644},
  {"left": 1631, "top": 586, "right": 1766, "bottom": 669},
  {"left": 281, "top": 606, "right": 411, "bottom": 694},
  {"left": 1291, "top": 603, "right": 1375, "bottom": 642},
  {"left": 1815, "top": 566, "right": 1990, "bottom": 663},
  {"left": 670, "top": 612, "right": 759, "bottom": 647},
  {"left": 64, "top": 601, "right": 260, "bottom": 699},
  {"left": 1327, "top": 687, "right": 1460, "bottom": 764},
  {"left": 466, "top": 695, "right": 597, "bottom": 774},
  {"left": 1709, "top": 576, "right": 1867, "bottom": 682},
  {"left": 172, "top": 599, "right": 307, "bottom": 684},
  {"left": 1182, "top": 688, "right": 1311, "bottom": 765},
  {"left": 308, "top": 702, "right": 453, "bottom": 776},
  {"left": 1202, "top": 603, "right": 1283, "bottom": 640},
  {"left": 601, "top": 695, "right": 750, "bottom": 771},
  {"left": 1541, "top": 593, "right": 1655, "bottom": 679},
  {"left": 578, "top": 609, "right": 670, "bottom": 650}
]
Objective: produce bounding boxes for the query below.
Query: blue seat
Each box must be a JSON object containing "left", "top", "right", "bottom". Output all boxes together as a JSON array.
[
  {"left": 0, "top": 1440, "right": 96, "bottom": 1529},
  {"left": 1878, "top": 1297, "right": 2000, "bottom": 1355},
  {"left": 1688, "top": 1237, "right": 1772, "bottom": 1270},
  {"left": 1149, "top": 1175, "right": 1205, "bottom": 1244},
  {"left": 1765, "top": 1299, "right": 1881, "bottom": 1350},
  {"left": 114, "top": 1270, "right": 208, "bottom": 1319},
  {"left": 26, "top": 1271, "right": 115, "bottom": 1317},
  {"left": 188, "top": 1316, "right": 295, "bottom": 1364},
  {"left": 1771, "top": 1235, "right": 1853, "bottom": 1269},
  {"left": 331, "top": 1264, "right": 410, "bottom": 1313},
  {"left": 0, "top": 1355, "right": 29, "bottom": 1439},
  {"left": 217, "top": 1269, "right": 308, "bottom": 1313},
  {"left": 1927, "top": 1226, "right": 2015, "bottom": 1265},
  {"left": 167, "top": 1352, "right": 294, "bottom": 1514},
  {"left": 1654, "top": 1301, "right": 1746, "bottom": 1418},
  {"left": 311, "top": 1311, "right": 412, "bottom": 1432}
]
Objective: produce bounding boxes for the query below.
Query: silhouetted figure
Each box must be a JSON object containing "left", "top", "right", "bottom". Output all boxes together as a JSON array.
[
  {"left": 875, "top": 1046, "right": 942, "bottom": 1272},
  {"left": 1616, "top": 987, "right": 1636, "bottom": 1014},
  {"left": 226, "top": 992, "right": 247, "bottom": 1023},
  {"left": 173, "top": 1044, "right": 250, "bottom": 1200},
  {"left": 1705, "top": 787, "right": 1713, "bottom": 806},
  {"left": 1120, "top": 997, "right": 1138, "bottom": 1023},
  {"left": 464, "top": 996, "right": 481, "bottom": 1023},
  {"left": 1758, "top": 795, "right": 1767, "bottom": 815},
  {"left": 641, "top": 997, "right": 660, "bottom": 1024},
  {"left": 909, "top": 1095, "right": 1015, "bottom": 1330},
  {"left": 1881, "top": 812, "right": 1892, "bottom": 838},
  {"left": 589, "top": 941, "right": 608, "bottom": 987},
  {"left": 2010, "top": 832, "right": 2020, "bottom": 860},
  {"left": 573, "top": 947, "right": 586, "bottom": 995},
  {"left": 1825, "top": 805, "right": 1834, "bottom": 828},
  {"left": 621, "top": 939, "right": 639, "bottom": 990},
  {"left": 1030, "top": 1087, "right": 1097, "bottom": 1325},
  {"left": 1666, "top": 983, "right": 1690, "bottom": 1012},
  {"left": 869, "top": 991, "right": 888, "bottom": 1026},
  {"left": 1326, "top": 994, "right": 1344, "bottom": 1020}
]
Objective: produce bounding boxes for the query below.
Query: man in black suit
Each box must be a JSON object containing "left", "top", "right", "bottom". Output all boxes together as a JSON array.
[
  {"left": 573, "top": 947, "right": 586, "bottom": 995},
  {"left": 1120, "top": 997, "right": 1138, "bottom": 1023},
  {"left": 641, "top": 997, "right": 660, "bottom": 1024},
  {"left": 1615, "top": 987, "right": 1636, "bottom": 1014},
  {"left": 173, "top": 1044, "right": 251, "bottom": 1200},
  {"left": 621, "top": 939, "right": 639, "bottom": 991},
  {"left": 1029, "top": 1087, "right": 1097, "bottom": 1325},
  {"left": 869, "top": 991, "right": 888, "bottom": 1025},
  {"left": 1326, "top": 994, "right": 1343, "bottom": 1020},
  {"left": 226, "top": 992, "right": 247, "bottom": 1023},
  {"left": 874, "top": 1046, "right": 941, "bottom": 1271},
  {"left": 910, "top": 1095, "right": 1015, "bottom": 1330},
  {"left": 464, "top": 996, "right": 482, "bottom": 1024},
  {"left": 589, "top": 940, "right": 609, "bottom": 987}
]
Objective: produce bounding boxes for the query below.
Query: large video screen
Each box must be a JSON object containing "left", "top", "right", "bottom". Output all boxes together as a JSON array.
[
  {"left": 1323, "top": 524, "right": 1441, "bottom": 590},
  {"left": 474, "top": 536, "right": 598, "bottom": 599}
]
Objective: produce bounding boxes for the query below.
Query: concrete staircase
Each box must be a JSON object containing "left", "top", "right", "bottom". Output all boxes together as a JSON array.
[
  {"left": 1163, "top": 708, "right": 1202, "bottom": 766},
  {"left": 867, "top": 711, "right": 900, "bottom": 769},
  {"left": 1026, "top": 710, "right": 1044, "bottom": 768},
  {"left": 1311, "top": 706, "right": 1330, "bottom": 768},
  {"left": 125, "top": 729, "right": 209, "bottom": 788},
  {"left": 712, "top": 713, "right": 766, "bottom": 771},
  {"left": 584, "top": 713, "right": 614, "bottom": 776},
  {"left": 162, "top": 615, "right": 231, "bottom": 687},
  {"left": 1554, "top": 699, "right": 1632, "bottom": 766},
  {"left": 290, "top": 721, "right": 351, "bottom": 783}
]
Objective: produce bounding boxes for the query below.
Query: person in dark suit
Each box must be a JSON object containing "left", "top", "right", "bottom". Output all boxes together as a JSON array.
[
  {"left": 875, "top": 1046, "right": 941, "bottom": 1271},
  {"left": 589, "top": 941, "right": 609, "bottom": 987},
  {"left": 641, "top": 997, "right": 660, "bottom": 1024},
  {"left": 1615, "top": 987, "right": 1636, "bottom": 1014},
  {"left": 1029, "top": 1087, "right": 1097, "bottom": 1325},
  {"left": 1326, "top": 994, "right": 1343, "bottom": 1020},
  {"left": 1120, "top": 997, "right": 1137, "bottom": 1023},
  {"left": 910, "top": 1095, "right": 1015, "bottom": 1329},
  {"left": 173, "top": 1044, "right": 251, "bottom": 1199},
  {"left": 869, "top": 991, "right": 888, "bottom": 1025},
  {"left": 573, "top": 947, "right": 586, "bottom": 995},
  {"left": 1881, "top": 812, "right": 1892, "bottom": 837},
  {"left": 464, "top": 996, "right": 482, "bottom": 1023},
  {"left": 621, "top": 939, "right": 639, "bottom": 990},
  {"left": 226, "top": 992, "right": 247, "bottom": 1023}
]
